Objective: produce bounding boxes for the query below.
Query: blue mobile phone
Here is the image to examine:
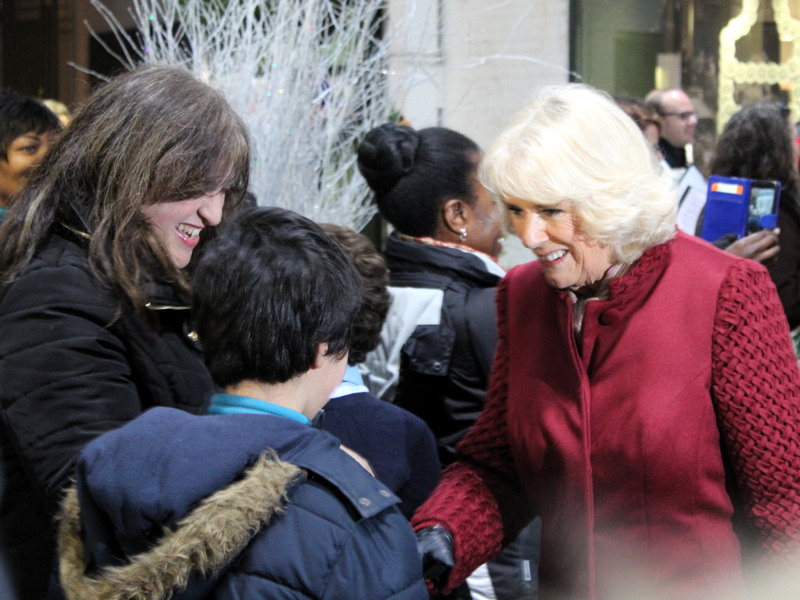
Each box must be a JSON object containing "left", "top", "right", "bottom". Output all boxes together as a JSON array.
[{"left": 700, "top": 175, "right": 781, "bottom": 242}]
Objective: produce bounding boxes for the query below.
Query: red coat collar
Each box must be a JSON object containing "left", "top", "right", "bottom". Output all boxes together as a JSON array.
[{"left": 562, "top": 236, "right": 675, "bottom": 327}]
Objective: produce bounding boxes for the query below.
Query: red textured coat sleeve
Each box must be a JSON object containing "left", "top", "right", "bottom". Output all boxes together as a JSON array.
[
  {"left": 411, "top": 275, "right": 532, "bottom": 594},
  {"left": 711, "top": 259, "right": 800, "bottom": 561}
]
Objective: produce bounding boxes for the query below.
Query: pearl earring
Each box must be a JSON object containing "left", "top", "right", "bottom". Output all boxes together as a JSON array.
[{"left": 459, "top": 228, "right": 468, "bottom": 242}]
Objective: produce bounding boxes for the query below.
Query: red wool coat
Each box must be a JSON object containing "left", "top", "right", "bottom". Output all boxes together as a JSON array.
[{"left": 412, "top": 232, "right": 800, "bottom": 599}]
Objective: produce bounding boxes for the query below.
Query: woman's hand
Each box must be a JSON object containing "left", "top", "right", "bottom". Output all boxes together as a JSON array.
[{"left": 724, "top": 229, "right": 780, "bottom": 264}]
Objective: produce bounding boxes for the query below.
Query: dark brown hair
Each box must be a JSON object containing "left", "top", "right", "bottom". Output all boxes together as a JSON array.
[
  {"left": 710, "top": 101, "right": 799, "bottom": 200},
  {"left": 319, "top": 223, "right": 390, "bottom": 365},
  {"left": 0, "top": 65, "right": 250, "bottom": 314},
  {"left": 194, "top": 208, "right": 361, "bottom": 386},
  {"left": 614, "top": 93, "right": 660, "bottom": 136}
]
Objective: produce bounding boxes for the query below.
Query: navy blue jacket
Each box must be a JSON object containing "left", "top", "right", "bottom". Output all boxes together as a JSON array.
[
  {"left": 54, "top": 407, "right": 427, "bottom": 600},
  {"left": 322, "top": 390, "right": 440, "bottom": 518}
]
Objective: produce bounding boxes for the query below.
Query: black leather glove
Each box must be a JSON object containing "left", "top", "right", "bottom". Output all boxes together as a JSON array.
[{"left": 415, "top": 525, "right": 455, "bottom": 581}]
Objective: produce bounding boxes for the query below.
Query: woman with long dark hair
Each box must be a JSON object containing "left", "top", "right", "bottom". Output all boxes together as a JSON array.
[
  {"left": 710, "top": 101, "right": 800, "bottom": 328},
  {"left": 0, "top": 65, "right": 249, "bottom": 600}
]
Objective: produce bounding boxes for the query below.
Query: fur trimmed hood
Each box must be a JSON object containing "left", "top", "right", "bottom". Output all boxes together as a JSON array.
[
  {"left": 57, "top": 452, "right": 302, "bottom": 600},
  {"left": 52, "top": 407, "right": 412, "bottom": 600}
]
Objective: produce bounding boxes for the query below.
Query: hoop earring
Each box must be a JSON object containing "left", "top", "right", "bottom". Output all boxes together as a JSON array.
[{"left": 459, "top": 228, "right": 468, "bottom": 242}]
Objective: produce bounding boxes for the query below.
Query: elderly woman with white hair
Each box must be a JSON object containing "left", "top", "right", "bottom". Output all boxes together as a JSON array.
[{"left": 411, "top": 84, "right": 800, "bottom": 600}]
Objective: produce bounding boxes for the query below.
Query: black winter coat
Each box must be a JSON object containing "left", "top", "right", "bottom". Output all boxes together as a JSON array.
[
  {"left": 367, "top": 233, "right": 503, "bottom": 466},
  {"left": 0, "top": 231, "right": 214, "bottom": 600}
]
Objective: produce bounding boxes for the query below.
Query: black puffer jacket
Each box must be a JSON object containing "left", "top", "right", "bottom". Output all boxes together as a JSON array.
[
  {"left": 0, "top": 231, "right": 214, "bottom": 600},
  {"left": 365, "top": 233, "right": 503, "bottom": 466},
  {"left": 365, "top": 234, "right": 540, "bottom": 600}
]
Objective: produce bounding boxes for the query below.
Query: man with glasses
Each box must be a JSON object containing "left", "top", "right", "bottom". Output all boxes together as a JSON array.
[
  {"left": 645, "top": 88, "right": 780, "bottom": 266},
  {"left": 646, "top": 88, "right": 698, "bottom": 169}
]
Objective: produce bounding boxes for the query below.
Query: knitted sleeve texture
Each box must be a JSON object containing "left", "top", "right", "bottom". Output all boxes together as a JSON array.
[
  {"left": 411, "top": 275, "right": 530, "bottom": 594},
  {"left": 712, "top": 259, "right": 800, "bottom": 560}
]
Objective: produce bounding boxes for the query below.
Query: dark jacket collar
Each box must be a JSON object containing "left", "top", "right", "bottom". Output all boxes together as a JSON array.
[
  {"left": 658, "top": 138, "right": 688, "bottom": 169},
  {"left": 51, "top": 229, "right": 189, "bottom": 311},
  {"left": 385, "top": 232, "right": 502, "bottom": 288}
]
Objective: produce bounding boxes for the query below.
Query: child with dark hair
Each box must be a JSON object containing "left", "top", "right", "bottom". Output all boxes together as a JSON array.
[
  {"left": 0, "top": 90, "right": 61, "bottom": 217},
  {"left": 318, "top": 223, "right": 441, "bottom": 519},
  {"left": 54, "top": 207, "right": 427, "bottom": 600}
]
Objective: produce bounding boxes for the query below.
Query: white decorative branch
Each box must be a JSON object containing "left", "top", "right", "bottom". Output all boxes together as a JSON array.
[{"left": 87, "top": 0, "right": 403, "bottom": 230}]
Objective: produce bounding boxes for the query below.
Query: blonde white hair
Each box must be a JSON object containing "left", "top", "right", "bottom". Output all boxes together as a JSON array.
[{"left": 482, "top": 84, "right": 677, "bottom": 263}]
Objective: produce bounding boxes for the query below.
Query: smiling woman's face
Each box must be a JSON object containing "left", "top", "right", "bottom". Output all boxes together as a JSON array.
[
  {"left": 504, "top": 198, "right": 616, "bottom": 291},
  {"left": 140, "top": 192, "right": 225, "bottom": 268}
]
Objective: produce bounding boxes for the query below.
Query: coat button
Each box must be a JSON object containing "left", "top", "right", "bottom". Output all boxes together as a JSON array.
[
  {"left": 359, "top": 497, "right": 372, "bottom": 507},
  {"left": 379, "top": 489, "right": 391, "bottom": 497},
  {"left": 432, "top": 361, "right": 442, "bottom": 372},
  {"left": 186, "top": 330, "right": 199, "bottom": 342}
]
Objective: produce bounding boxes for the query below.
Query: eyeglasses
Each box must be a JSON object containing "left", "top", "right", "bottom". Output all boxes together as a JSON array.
[{"left": 660, "top": 110, "right": 698, "bottom": 121}]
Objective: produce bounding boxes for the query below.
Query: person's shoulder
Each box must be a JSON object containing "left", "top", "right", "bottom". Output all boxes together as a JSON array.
[
  {"left": 327, "top": 391, "right": 434, "bottom": 435},
  {"left": 327, "top": 390, "right": 418, "bottom": 420},
  {"left": 27, "top": 232, "right": 90, "bottom": 270},
  {"left": 672, "top": 230, "right": 733, "bottom": 259},
  {"left": 84, "top": 406, "right": 403, "bottom": 522},
  {"left": 181, "top": 410, "right": 404, "bottom": 522},
  {"left": 235, "top": 467, "right": 425, "bottom": 598},
  {"left": 501, "top": 258, "right": 544, "bottom": 296},
  {"left": 8, "top": 233, "right": 109, "bottom": 302},
  {"left": 656, "top": 233, "right": 777, "bottom": 312},
  {"left": 506, "top": 256, "right": 541, "bottom": 278},
  {"left": 293, "top": 428, "right": 402, "bottom": 515},
  {"left": 0, "top": 233, "right": 119, "bottom": 327},
  {"left": 81, "top": 410, "right": 398, "bottom": 531},
  {"left": 269, "top": 450, "right": 425, "bottom": 598},
  {"left": 671, "top": 231, "right": 766, "bottom": 275}
]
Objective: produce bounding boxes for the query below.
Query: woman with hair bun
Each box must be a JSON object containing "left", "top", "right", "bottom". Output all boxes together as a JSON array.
[
  {"left": 359, "top": 123, "right": 539, "bottom": 599},
  {"left": 358, "top": 123, "right": 503, "bottom": 460}
]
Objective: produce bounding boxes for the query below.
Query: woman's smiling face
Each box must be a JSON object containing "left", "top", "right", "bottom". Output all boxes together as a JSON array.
[
  {"left": 141, "top": 192, "right": 225, "bottom": 268},
  {"left": 504, "top": 198, "right": 616, "bottom": 291}
]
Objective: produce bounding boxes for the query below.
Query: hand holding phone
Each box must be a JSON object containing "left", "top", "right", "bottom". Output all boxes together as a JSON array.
[
  {"left": 700, "top": 176, "right": 781, "bottom": 242},
  {"left": 723, "top": 228, "right": 780, "bottom": 264}
]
